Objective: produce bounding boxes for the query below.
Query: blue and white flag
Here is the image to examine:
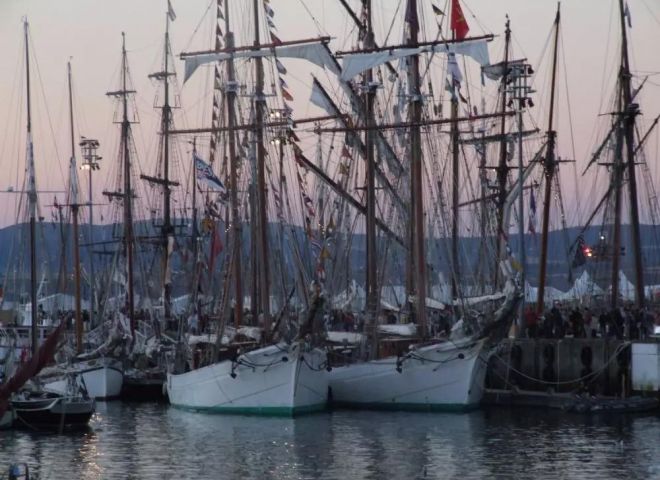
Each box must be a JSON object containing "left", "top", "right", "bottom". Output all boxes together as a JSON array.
[{"left": 194, "top": 154, "right": 226, "bottom": 193}]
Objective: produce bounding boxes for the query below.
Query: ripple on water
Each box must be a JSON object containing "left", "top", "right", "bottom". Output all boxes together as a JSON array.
[{"left": 0, "top": 404, "right": 659, "bottom": 479}]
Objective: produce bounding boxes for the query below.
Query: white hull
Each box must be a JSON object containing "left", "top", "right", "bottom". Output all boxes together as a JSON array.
[
  {"left": 167, "top": 343, "right": 328, "bottom": 416},
  {"left": 328, "top": 338, "right": 488, "bottom": 411},
  {"left": 44, "top": 357, "right": 124, "bottom": 400}
]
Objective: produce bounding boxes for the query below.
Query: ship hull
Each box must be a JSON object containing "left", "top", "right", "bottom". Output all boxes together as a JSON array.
[
  {"left": 43, "top": 357, "right": 124, "bottom": 400},
  {"left": 328, "top": 338, "right": 488, "bottom": 411},
  {"left": 166, "top": 343, "right": 328, "bottom": 416}
]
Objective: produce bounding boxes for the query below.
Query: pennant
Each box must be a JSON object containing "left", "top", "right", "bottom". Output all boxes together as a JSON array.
[
  {"left": 432, "top": 4, "right": 445, "bottom": 16},
  {"left": 167, "top": 0, "right": 176, "bottom": 21},
  {"left": 281, "top": 88, "right": 294, "bottom": 101},
  {"left": 276, "top": 59, "right": 287, "bottom": 75},
  {"left": 405, "top": 0, "right": 419, "bottom": 30},
  {"left": 624, "top": 2, "right": 632, "bottom": 28},
  {"left": 450, "top": 0, "right": 470, "bottom": 40},
  {"left": 270, "top": 31, "right": 282, "bottom": 45}
]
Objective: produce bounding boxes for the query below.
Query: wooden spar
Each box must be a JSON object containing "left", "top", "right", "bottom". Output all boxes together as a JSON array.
[
  {"left": 253, "top": 0, "right": 271, "bottom": 331},
  {"left": 24, "top": 20, "right": 38, "bottom": 358},
  {"left": 536, "top": 4, "right": 561, "bottom": 314},
  {"left": 494, "top": 19, "right": 511, "bottom": 291},
  {"left": 180, "top": 36, "right": 331, "bottom": 58},
  {"left": 407, "top": 0, "right": 426, "bottom": 336},
  {"left": 314, "top": 111, "right": 513, "bottom": 133},
  {"left": 335, "top": 34, "right": 495, "bottom": 56},
  {"left": 224, "top": 4, "right": 243, "bottom": 328},
  {"left": 619, "top": 0, "right": 644, "bottom": 308},
  {"left": 167, "top": 115, "right": 338, "bottom": 135},
  {"left": 121, "top": 34, "right": 136, "bottom": 334},
  {"left": 364, "top": 0, "right": 379, "bottom": 344},
  {"left": 68, "top": 61, "right": 83, "bottom": 354}
]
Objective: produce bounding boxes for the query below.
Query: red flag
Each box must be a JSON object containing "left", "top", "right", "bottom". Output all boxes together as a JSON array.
[
  {"left": 281, "top": 88, "right": 294, "bottom": 101},
  {"left": 209, "top": 223, "right": 223, "bottom": 272},
  {"left": 450, "top": 0, "right": 470, "bottom": 40}
]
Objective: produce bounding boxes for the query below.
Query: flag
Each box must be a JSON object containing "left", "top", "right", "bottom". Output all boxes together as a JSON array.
[
  {"left": 432, "top": 4, "right": 445, "bottom": 16},
  {"left": 450, "top": 0, "right": 470, "bottom": 40},
  {"left": 276, "top": 59, "right": 287, "bottom": 75},
  {"left": 167, "top": 0, "right": 176, "bottom": 21},
  {"left": 528, "top": 188, "right": 537, "bottom": 235},
  {"left": 572, "top": 235, "right": 586, "bottom": 268},
  {"left": 624, "top": 2, "right": 632, "bottom": 28},
  {"left": 194, "top": 153, "right": 226, "bottom": 193},
  {"left": 281, "top": 88, "right": 294, "bottom": 101}
]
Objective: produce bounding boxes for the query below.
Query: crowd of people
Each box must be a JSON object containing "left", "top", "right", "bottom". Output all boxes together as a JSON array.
[{"left": 524, "top": 302, "right": 660, "bottom": 340}]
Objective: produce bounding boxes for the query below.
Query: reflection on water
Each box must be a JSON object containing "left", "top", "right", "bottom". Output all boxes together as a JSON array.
[{"left": 1, "top": 403, "right": 659, "bottom": 479}]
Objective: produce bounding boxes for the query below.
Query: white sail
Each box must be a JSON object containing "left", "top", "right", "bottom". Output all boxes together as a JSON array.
[
  {"left": 184, "top": 41, "right": 340, "bottom": 82},
  {"left": 339, "top": 38, "right": 491, "bottom": 81}
]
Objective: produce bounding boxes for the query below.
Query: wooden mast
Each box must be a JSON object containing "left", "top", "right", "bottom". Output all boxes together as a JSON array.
[
  {"left": 536, "top": 4, "right": 561, "bottom": 314},
  {"left": 364, "top": 0, "right": 379, "bottom": 346},
  {"left": 407, "top": 0, "right": 427, "bottom": 336},
  {"left": 24, "top": 20, "right": 39, "bottom": 358},
  {"left": 494, "top": 19, "right": 511, "bottom": 290},
  {"left": 253, "top": 0, "right": 271, "bottom": 332},
  {"left": 161, "top": 13, "right": 174, "bottom": 323},
  {"left": 68, "top": 61, "right": 84, "bottom": 354},
  {"left": 120, "top": 34, "right": 136, "bottom": 334},
  {"left": 618, "top": 0, "right": 644, "bottom": 308},
  {"left": 224, "top": 1, "right": 243, "bottom": 328}
]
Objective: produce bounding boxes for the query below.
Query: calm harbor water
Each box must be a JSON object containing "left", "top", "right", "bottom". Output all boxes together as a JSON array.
[{"left": 1, "top": 402, "right": 659, "bottom": 479}]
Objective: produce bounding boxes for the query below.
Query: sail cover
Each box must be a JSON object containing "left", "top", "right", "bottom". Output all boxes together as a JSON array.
[
  {"left": 184, "top": 41, "right": 340, "bottom": 82},
  {"left": 340, "top": 38, "right": 490, "bottom": 81}
]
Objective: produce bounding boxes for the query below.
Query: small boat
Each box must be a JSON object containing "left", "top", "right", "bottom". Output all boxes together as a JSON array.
[
  {"left": 40, "top": 356, "right": 124, "bottom": 400},
  {"left": 11, "top": 388, "right": 95, "bottom": 431}
]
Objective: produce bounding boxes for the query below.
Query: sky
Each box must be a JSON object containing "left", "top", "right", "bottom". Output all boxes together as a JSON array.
[{"left": 0, "top": 0, "right": 659, "bottom": 229}]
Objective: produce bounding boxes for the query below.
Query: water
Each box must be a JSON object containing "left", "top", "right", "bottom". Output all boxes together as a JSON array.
[{"left": 1, "top": 403, "right": 659, "bottom": 479}]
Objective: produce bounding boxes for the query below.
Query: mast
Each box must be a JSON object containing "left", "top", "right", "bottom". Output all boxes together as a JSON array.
[
  {"left": 120, "top": 34, "right": 136, "bottom": 334},
  {"left": 450, "top": 78, "right": 460, "bottom": 301},
  {"left": 536, "top": 4, "right": 561, "bottom": 314},
  {"left": 494, "top": 19, "right": 511, "bottom": 290},
  {"left": 24, "top": 20, "right": 39, "bottom": 358},
  {"left": 225, "top": 2, "right": 243, "bottom": 327},
  {"left": 618, "top": 0, "right": 644, "bottom": 308},
  {"left": 161, "top": 14, "right": 174, "bottom": 322},
  {"left": 407, "top": 0, "right": 427, "bottom": 336},
  {"left": 253, "top": 0, "right": 271, "bottom": 332},
  {"left": 68, "top": 61, "right": 83, "bottom": 354},
  {"left": 364, "top": 0, "right": 379, "bottom": 348}
]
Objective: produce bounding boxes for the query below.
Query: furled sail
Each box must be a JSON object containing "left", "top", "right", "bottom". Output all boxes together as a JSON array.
[
  {"left": 339, "top": 38, "right": 490, "bottom": 81},
  {"left": 183, "top": 41, "right": 340, "bottom": 82}
]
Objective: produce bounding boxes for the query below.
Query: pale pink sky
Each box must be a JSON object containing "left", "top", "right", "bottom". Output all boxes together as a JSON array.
[{"left": 0, "top": 0, "right": 658, "bottom": 228}]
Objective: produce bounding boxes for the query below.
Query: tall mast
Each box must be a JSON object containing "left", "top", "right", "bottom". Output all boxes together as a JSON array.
[
  {"left": 24, "top": 20, "right": 39, "bottom": 358},
  {"left": 162, "top": 14, "right": 173, "bottom": 321},
  {"left": 450, "top": 80, "right": 460, "bottom": 301},
  {"left": 68, "top": 61, "right": 83, "bottom": 354},
  {"left": 407, "top": 0, "right": 427, "bottom": 336},
  {"left": 619, "top": 0, "right": 644, "bottom": 308},
  {"left": 121, "top": 34, "right": 136, "bottom": 334},
  {"left": 253, "top": 0, "right": 271, "bottom": 332},
  {"left": 225, "top": 1, "right": 243, "bottom": 327},
  {"left": 364, "top": 0, "right": 379, "bottom": 346},
  {"left": 536, "top": 4, "right": 561, "bottom": 314},
  {"left": 494, "top": 19, "right": 511, "bottom": 290}
]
